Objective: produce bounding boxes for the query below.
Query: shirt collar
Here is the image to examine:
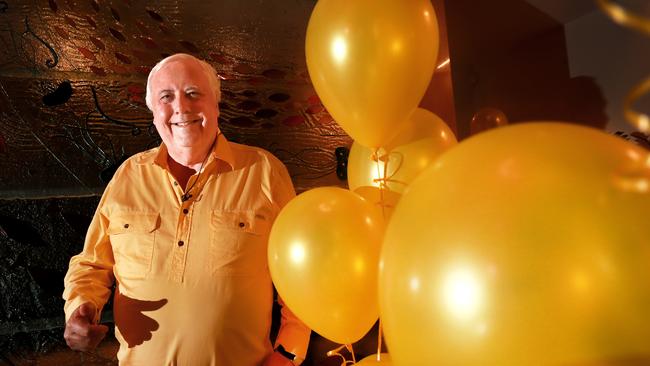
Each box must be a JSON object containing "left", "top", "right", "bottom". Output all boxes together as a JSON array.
[
  {"left": 137, "top": 130, "right": 235, "bottom": 171},
  {"left": 209, "top": 131, "right": 235, "bottom": 170}
]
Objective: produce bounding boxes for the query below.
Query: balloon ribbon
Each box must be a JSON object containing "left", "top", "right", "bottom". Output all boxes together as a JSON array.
[
  {"left": 373, "top": 148, "right": 388, "bottom": 361},
  {"left": 597, "top": 0, "right": 650, "bottom": 132},
  {"left": 326, "top": 344, "right": 356, "bottom": 365}
]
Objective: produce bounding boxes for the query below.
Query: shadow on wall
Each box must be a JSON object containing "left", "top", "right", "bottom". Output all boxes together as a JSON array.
[
  {"left": 446, "top": 0, "right": 612, "bottom": 137},
  {"left": 468, "top": 24, "right": 610, "bottom": 132},
  {"left": 506, "top": 75, "right": 609, "bottom": 129}
]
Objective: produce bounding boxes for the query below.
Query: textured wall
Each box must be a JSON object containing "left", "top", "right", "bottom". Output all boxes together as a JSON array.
[
  {"left": 0, "top": 196, "right": 99, "bottom": 361},
  {"left": 0, "top": 0, "right": 349, "bottom": 198}
]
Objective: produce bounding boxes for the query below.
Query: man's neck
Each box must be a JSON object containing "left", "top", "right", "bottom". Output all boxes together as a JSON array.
[
  {"left": 167, "top": 156, "right": 197, "bottom": 189},
  {"left": 167, "top": 147, "right": 206, "bottom": 172},
  {"left": 165, "top": 142, "right": 214, "bottom": 189}
]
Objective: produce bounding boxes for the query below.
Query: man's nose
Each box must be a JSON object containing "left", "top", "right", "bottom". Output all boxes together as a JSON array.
[{"left": 173, "top": 95, "right": 190, "bottom": 114}]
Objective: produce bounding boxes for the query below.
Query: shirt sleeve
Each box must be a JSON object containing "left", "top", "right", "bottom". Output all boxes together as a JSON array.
[
  {"left": 62, "top": 181, "right": 116, "bottom": 323},
  {"left": 269, "top": 158, "right": 311, "bottom": 361},
  {"left": 274, "top": 294, "right": 311, "bottom": 362}
]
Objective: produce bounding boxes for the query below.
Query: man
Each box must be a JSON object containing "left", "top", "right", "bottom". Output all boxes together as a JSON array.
[{"left": 63, "top": 53, "right": 310, "bottom": 365}]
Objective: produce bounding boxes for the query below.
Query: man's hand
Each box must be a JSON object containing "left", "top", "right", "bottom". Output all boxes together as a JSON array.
[
  {"left": 262, "top": 350, "right": 295, "bottom": 366},
  {"left": 64, "top": 302, "right": 108, "bottom": 351}
]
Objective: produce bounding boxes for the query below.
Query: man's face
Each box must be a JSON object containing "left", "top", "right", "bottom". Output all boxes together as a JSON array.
[{"left": 150, "top": 59, "right": 219, "bottom": 156}]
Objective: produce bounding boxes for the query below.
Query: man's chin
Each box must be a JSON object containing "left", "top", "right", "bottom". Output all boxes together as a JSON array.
[{"left": 170, "top": 139, "right": 200, "bottom": 149}]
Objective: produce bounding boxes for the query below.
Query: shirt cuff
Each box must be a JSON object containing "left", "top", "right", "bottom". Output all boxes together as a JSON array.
[
  {"left": 274, "top": 327, "right": 310, "bottom": 363},
  {"left": 63, "top": 297, "right": 101, "bottom": 324}
]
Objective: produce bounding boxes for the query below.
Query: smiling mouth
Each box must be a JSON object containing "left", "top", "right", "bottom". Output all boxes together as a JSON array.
[{"left": 169, "top": 118, "right": 201, "bottom": 127}]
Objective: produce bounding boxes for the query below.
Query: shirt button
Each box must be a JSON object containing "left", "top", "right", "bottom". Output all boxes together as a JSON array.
[
  {"left": 123, "top": 224, "right": 129, "bottom": 229},
  {"left": 178, "top": 240, "right": 184, "bottom": 247},
  {"left": 183, "top": 208, "right": 189, "bottom": 214},
  {"left": 173, "top": 181, "right": 178, "bottom": 186},
  {"left": 238, "top": 222, "right": 245, "bottom": 228}
]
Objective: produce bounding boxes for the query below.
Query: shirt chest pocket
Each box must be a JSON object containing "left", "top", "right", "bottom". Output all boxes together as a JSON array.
[
  {"left": 108, "top": 213, "right": 160, "bottom": 280},
  {"left": 208, "top": 210, "right": 272, "bottom": 276}
]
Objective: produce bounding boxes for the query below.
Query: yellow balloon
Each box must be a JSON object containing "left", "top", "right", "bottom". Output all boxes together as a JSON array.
[
  {"left": 356, "top": 353, "right": 392, "bottom": 365},
  {"left": 348, "top": 109, "right": 457, "bottom": 195},
  {"left": 306, "top": 1, "right": 440, "bottom": 148},
  {"left": 379, "top": 122, "right": 650, "bottom": 365},
  {"left": 269, "top": 187, "right": 385, "bottom": 344}
]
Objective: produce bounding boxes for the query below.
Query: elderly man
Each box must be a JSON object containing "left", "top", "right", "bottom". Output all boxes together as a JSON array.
[{"left": 63, "top": 53, "right": 310, "bottom": 365}]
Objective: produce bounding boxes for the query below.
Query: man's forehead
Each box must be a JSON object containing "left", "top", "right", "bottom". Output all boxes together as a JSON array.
[{"left": 152, "top": 59, "right": 207, "bottom": 86}]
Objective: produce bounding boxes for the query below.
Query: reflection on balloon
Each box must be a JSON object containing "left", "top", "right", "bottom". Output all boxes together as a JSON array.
[
  {"left": 380, "top": 122, "right": 650, "bottom": 365},
  {"left": 269, "top": 187, "right": 385, "bottom": 344},
  {"left": 441, "top": 265, "right": 485, "bottom": 322},
  {"left": 306, "top": 1, "right": 440, "bottom": 147},
  {"left": 470, "top": 107, "right": 508, "bottom": 135},
  {"left": 289, "top": 242, "right": 306, "bottom": 265},
  {"left": 348, "top": 109, "right": 457, "bottom": 195}
]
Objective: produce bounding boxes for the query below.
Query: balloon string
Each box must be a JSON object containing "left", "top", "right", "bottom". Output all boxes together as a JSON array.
[
  {"left": 373, "top": 148, "right": 387, "bottom": 219},
  {"left": 346, "top": 344, "right": 356, "bottom": 363},
  {"left": 371, "top": 150, "right": 406, "bottom": 188},
  {"left": 376, "top": 319, "right": 383, "bottom": 361},
  {"left": 622, "top": 76, "right": 650, "bottom": 133},
  {"left": 371, "top": 149, "right": 409, "bottom": 213},
  {"left": 596, "top": 0, "right": 650, "bottom": 36},
  {"left": 597, "top": 0, "right": 650, "bottom": 132},
  {"left": 372, "top": 148, "right": 388, "bottom": 361},
  {"left": 327, "top": 344, "right": 355, "bottom": 366}
]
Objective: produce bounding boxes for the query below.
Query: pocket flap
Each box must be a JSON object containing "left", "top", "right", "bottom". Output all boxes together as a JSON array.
[
  {"left": 211, "top": 210, "right": 270, "bottom": 235},
  {"left": 108, "top": 213, "right": 160, "bottom": 235}
]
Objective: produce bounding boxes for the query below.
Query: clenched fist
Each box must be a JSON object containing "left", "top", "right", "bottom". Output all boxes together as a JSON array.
[{"left": 64, "top": 302, "right": 108, "bottom": 351}]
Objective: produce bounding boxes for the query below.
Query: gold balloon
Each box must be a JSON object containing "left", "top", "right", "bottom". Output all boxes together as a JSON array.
[
  {"left": 269, "top": 187, "right": 385, "bottom": 344},
  {"left": 348, "top": 109, "right": 457, "bottom": 195},
  {"left": 306, "top": 1, "right": 440, "bottom": 148},
  {"left": 470, "top": 107, "right": 509, "bottom": 135},
  {"left": 379, "top": 122, "right": 650, "bottom": 365},
  {"left": 356, "top": 353, "right": 392, "bottom": 365}
]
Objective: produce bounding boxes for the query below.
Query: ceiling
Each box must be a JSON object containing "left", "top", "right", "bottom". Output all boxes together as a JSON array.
[{"left": 525, "top": 0, "right": 597, "bottom": 24}]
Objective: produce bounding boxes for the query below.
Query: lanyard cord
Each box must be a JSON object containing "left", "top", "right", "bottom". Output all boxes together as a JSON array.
[{"left": 181, "top": 132, "right": 220, "bottom": 202}]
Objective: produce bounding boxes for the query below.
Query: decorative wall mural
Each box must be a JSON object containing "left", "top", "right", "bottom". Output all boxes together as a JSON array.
[{"left": 0, "top": 0, "right": 348, "bottom": 198}]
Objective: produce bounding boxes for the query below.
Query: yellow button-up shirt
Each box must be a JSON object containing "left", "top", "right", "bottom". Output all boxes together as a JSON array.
[{"left": 63, "top": 132, "right": 310, "bottom": 365}]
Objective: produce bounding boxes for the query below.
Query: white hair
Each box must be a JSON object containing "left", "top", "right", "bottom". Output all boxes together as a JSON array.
[{"left": 145, "top": 53, "right": 221, "bottom": 111}]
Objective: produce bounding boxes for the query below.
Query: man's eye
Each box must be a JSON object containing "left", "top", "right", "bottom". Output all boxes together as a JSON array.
[
  {"left": 160, "top": 95, "right": 171, "bottom": 102},
  {"left": 187, "top": 91, "right": 200, "bottom": 98}
]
